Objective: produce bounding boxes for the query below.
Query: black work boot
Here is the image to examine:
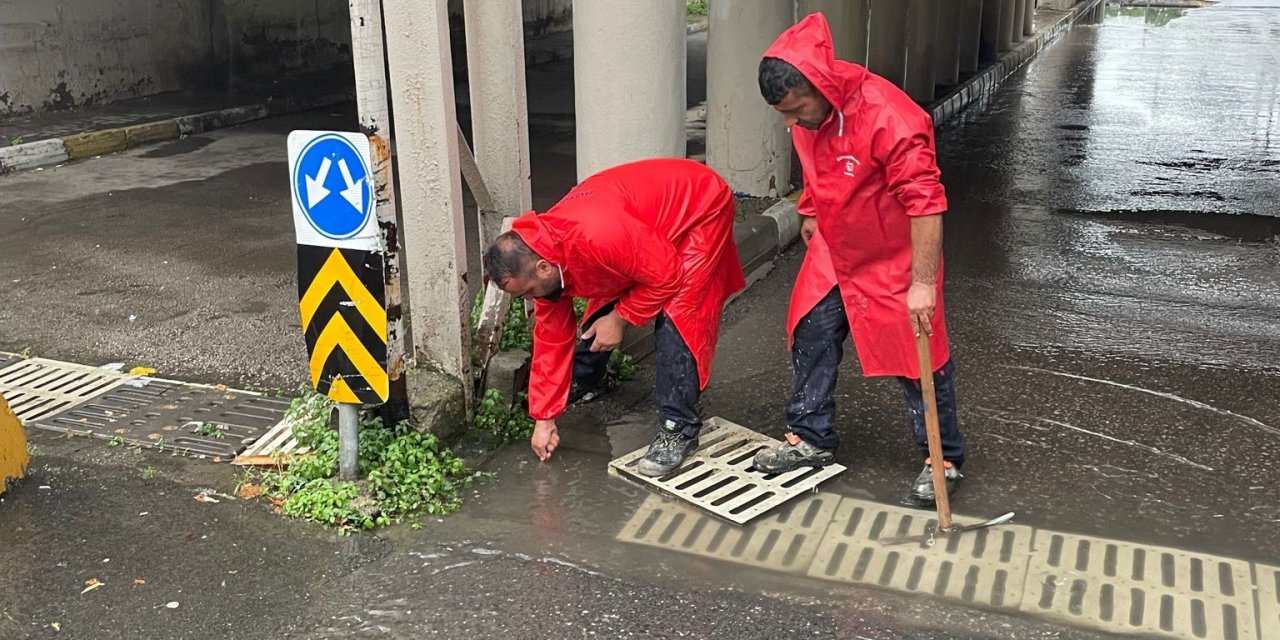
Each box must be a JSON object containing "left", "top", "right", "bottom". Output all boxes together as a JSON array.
[
  {"left": 567, "top": 379, "right": 609, "bottom": 406},
  {"left": 752, "top": 436, "right": 836, "bottom": 474},
  {"left": 906, "top": 461, "right": 964, "bottom": 507},
  {"left": 636, "top": 421, "right": 699, "bottom": 477}
]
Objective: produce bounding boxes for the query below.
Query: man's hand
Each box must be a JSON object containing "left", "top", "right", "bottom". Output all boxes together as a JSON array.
[
  {"left": 801, "top": 216, "right": 818, "bottom": 246},
  {"left": 580, "top": 310, "right": 627, "bottom": 352},
  {"left": 907, "top": 281, "right": 936, "bottom": 337},
  {"left": 531, "top": 419, "right": 560, "bottom": 461}
]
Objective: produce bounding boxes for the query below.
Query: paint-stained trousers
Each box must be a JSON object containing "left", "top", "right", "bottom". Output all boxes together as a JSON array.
[
  {"left": 787, "top": 287, "right": 966, "bottom": 467},
  {"left": 574, "top": 301, "right": 702, "bottom": 438}
]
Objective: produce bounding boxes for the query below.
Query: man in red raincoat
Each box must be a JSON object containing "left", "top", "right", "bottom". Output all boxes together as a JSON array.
[
  {"left": 751, "top": 13, "right": 967, "bottom": 505},
  {"left": 483, "top": 158, "right": 746, "bottom": 476}
]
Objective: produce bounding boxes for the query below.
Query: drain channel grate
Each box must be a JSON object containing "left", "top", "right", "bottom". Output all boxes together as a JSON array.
[
  {"left": 0, "top": 358, "right": 125, "bottom": 423},
  {"left": 1257, "top": 564, "right": 1280, "bottom": 637},
  {"left": 807, "top": 498, "right": 1034, "bottom": 608},
  {"left": 1020, "top": 531, "right": 1258, "bottom": 640},
  {"left": 34, "top": 382, "right": 289, "bottom": 458},
  {"left": 608, "top": 417, "right": 846, "bottom": 525},
  {"left": 618, "top": 492, "right": 840, "bottom": 573}
]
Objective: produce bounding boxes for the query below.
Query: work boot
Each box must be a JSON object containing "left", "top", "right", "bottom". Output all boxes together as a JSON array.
[
  {"left": 636, "top": 421, "right": 699, "bottom": 477},
  {"left": 906, "top": 460, "right": 963, "bottom": 507},
  {"left": 752, "top": 435, "right": 836, "bottom": 474}
]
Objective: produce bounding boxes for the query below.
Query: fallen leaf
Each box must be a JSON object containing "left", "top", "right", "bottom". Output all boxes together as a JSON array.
[
  {"left": 134, "top": 578, "right": 146, "bottom": 586},
  {"left": 213, "top": 384, "right": 228, "bottom": 392},
  {"left": 114, "top": 428, "right": 127, "bottom": 434},
  {"left": 236, "top": 484, "right": 264, "bottom": 500},
  {"left": 81, "top": 579, "right": 104, "bottom": 594},
  {"left": 193, "top": 492, "right": 220, "bottom": 504},
  {"left": 146, "top": 433, "right": 162, "bottom": 441},
  {"left": 270, "top": 497, "right": 285, "bottom": 508},
  {"left": 128, "top": 366, "right": 157, "bottom": 376}
]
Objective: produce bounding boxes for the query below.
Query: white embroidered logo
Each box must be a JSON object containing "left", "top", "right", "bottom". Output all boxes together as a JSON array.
[{"left": 836, "top": 154, "right": 860, "bottom": 178}]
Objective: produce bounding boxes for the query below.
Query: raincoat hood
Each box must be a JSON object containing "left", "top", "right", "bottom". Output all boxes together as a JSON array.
[{"left": 762, "top": 13, "right": 868, "bottom": 117}]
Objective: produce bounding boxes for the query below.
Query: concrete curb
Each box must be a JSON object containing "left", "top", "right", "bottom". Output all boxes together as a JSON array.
[
  {"left": 0, "top": 94, "right": 349, "bottom": 176},
  {"left": 929, "top": 0, "right": 1105, "bottom": 126}
]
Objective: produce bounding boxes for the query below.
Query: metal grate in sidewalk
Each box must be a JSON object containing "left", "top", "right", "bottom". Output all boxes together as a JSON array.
[{"left": 609, "top": 417, "right": 846, "bottom": 525}]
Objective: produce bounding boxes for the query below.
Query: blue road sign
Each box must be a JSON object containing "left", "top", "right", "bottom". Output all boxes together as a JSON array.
[{"left": 291, "top": 133, "right": 373, "bottom": 240}]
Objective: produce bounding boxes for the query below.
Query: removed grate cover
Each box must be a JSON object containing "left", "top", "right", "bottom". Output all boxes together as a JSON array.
[
  {"left": 1021, "top": 530, "right": 1259, "bottom": 640},
  {"left": 807, "top": 497, "right": 1035, "bottom": 609},
  {"left": 609, "top": 417, "right": 846, "bottom": 525},
  {"left": 617, "top": 491, "right": 841, "bottom": 573},
  {"left": 0, "top": 358, "right": 126, "bottom": 423}
]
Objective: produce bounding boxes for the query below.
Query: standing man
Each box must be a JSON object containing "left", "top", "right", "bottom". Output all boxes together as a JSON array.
[
  {"left": 751, "top": 13, "right": 967, "bottom": 505},
  {"left": 483, "top": 158, "right": 745, "bottom": 476}
]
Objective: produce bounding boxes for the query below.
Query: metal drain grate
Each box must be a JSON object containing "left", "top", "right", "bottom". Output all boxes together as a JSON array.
[
  {"left": 807, "top": 498, "right": 1034, "bottom": 608},
  {"left": 0, "top": 358, "right": 125, "bottom": 423},
  {"left": 1020, "top": 531, "right": 1259, "bottom": 640},
  {"left": 32, "top": 381, "right": 289, "bottom": 458},
  {"left": 233, "top": 415, "right": 309, "bottom": 466},
  {"left": 1257, "top": 564, "right": 1280, "bottom": 638},
  {"left": 618, "top": 492, "right": 841, "bottom": 573},
  {"left": 608, "top": 417, "right": 846, "bottom": 525}
]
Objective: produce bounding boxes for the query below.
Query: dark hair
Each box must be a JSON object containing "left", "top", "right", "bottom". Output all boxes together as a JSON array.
[
  {"left": 483, "top": 231, "right": 541, "bottom": 283},
  {"left": 758, "top": 57, "right": 813, "bottom": 105}
]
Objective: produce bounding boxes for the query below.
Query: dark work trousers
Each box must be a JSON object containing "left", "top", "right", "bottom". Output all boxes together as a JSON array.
[
  {"left": 574, "top": 301, "right": 702, "bottom": 438},
  {"left": 787, "top": 287, "right": 966, "bottom": 467}
]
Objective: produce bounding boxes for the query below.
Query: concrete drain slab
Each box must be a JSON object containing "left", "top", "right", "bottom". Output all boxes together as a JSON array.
[
  {"left": 0, "top": 357, "right": 127, "bottom": 423},
  {"left": 618, "top": 492, "right": 841, "bottom": 573},
  {"left": 807, "top": 498, "right": 1035, "bottom": 608},
  {"left": 609, "top": 417, "right": 846, "bottom": 525},
  {"left": 1020, "top": 530, "right": 1259, "bottom": 640}
]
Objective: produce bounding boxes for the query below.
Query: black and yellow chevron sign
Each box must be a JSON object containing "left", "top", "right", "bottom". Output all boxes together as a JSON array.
[{"left": 297, "top": 245, "right": 388, "bottom": 404}]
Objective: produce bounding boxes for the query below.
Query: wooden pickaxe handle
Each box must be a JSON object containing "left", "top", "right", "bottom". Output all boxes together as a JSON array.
[{"left": 914, "top": 328, "right": 953, "bottom": 532}]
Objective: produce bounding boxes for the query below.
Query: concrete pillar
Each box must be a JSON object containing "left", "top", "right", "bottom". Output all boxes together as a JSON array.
[
  {"left": 903, "top": 0, "right": 938, "bottom": 103},
  {"left": 798, "top": 0, "right": 871, "bottom": 65},
  {"left": 383, "top": 0, "right": 472, "bottom": 412},
  {"left": 933, "top": 0, "right": 961, "bottom": 88},
  {"left": 959, "top": 0, "right": 984, "bottom": 74},
  {"left": 1011, "top": 0, "right": 1027, "bottom": 46},
  {"left": 981, "top": 0, "right": 1004, "bottom": 62},
  {"left": 1023, "top": 0, "right": 1036, "bottom": 36},
  {"left": 867, "top": 0, "right": 908, "bottom": 87},
  {"left": 573, "top": 0, "right": 685, "bottom": 180},
  {"left": 464, "top": 0, "right": 533, "bottom": 243},
  {"left": 998, "top": 0, "right": 1017, "bottom": 51},
  {"left": 707, "top": 1, "right": 793, "bottom": 197}
]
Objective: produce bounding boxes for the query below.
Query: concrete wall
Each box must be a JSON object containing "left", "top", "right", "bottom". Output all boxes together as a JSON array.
[{"left": 0, "top": 0, "right": 351, "bottom": 116}]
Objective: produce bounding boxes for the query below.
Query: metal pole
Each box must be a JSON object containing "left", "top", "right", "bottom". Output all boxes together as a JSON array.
[{"left": 338, "top": 403, "right": 360, "bottom": 481}]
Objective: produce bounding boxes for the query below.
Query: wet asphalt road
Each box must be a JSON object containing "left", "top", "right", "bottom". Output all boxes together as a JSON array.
[{"left": 4, "top": 3, "right": 1280, "bottom": 639}]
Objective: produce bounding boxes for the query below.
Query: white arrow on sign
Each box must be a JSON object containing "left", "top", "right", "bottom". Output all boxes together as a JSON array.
[
  {"left": 306, "top": 157, "right": 333, "bottom": 208},
  {"left": 336, "top": 158, "right": 364, "bottom": 211}
]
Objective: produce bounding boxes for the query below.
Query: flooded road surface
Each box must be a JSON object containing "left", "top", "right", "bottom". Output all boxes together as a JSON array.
[{"left": 5, "top": 3, "right": 1280, "bottom": 640}]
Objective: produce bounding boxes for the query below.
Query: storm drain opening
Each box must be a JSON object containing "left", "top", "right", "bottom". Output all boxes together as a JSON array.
[
  {"left": 1020, "top": 531, "right": 1259, "bottom": 640},
  {"left": 806, "top": 497, "right": 1035, "bottom": 608},
  {"left": 608, "top": 417, "right": 846, "bottom": 525},
  {"left": 0, "top": 357, "right": 126, "bottom": 423},
  {"left": 617, "top": 491, "right": 842, "bottom": 573}
]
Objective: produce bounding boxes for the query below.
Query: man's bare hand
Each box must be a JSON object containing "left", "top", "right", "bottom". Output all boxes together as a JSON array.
[
  {"left": 531, "top": 419, "right": 560, "bottom": 461},
  {"left": 801, "top": 216, "right": 818, "bottom": 246},
  {"left": 907, "top": 282, "right": 936, "bottom": 336},
  {"left": 580, "top": 310, "right": 627, "bottom": 352}
]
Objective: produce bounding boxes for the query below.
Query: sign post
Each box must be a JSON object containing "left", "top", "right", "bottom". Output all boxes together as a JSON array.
[{"left": 288, "top": 130, "right": 389, "bottom": 480}]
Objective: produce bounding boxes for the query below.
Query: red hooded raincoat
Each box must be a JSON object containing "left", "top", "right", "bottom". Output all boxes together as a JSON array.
[
  {"left": 765, "top": 13, "right": 951, "bottom": 379},
  {"left": 512, "top": 158, "right": 746, "bottom": 420}
]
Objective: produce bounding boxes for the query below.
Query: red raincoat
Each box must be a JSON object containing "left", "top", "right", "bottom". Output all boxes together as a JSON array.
[
  {"left": 765, "top": 13, "right": 951, "bottom": 379},
  {"left": 512, "top": 158, "right": 746, "bottom": 420}
]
